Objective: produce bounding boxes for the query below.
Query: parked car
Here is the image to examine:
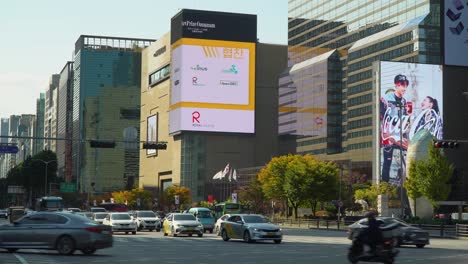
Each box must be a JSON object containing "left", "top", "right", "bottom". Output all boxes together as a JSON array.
[
  {"left": 347, "top": 217, "right": 430, "bottom": 248},
  {"left": 93, "top": 212, "right": 109, "bottom": 224},
  {"left": 103, "top": 213, "right": 137, "bottom": 235},
  {"left": 0, "top": 211, "right": 112, "bottom": 255},
  {"left": 163, "top": 213, "right": 204, "bottom": 237},
  {"left": 0, "top": 209, "right": 7, "bottom": 219},
  {"left": 133, "top": 211, "right": 161, "bottom": 232},
  {"left": 220, "top": 214, "right": 283, "bottom": 244},
  {"left": 214, "top": 214, "right": 231, "bottom": 235}
]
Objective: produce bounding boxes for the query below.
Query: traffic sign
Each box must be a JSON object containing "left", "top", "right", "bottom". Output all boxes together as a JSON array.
[
  {"left": 0, "top": 145, "right": 18, "bottom": 154},
  {"left": 59, "top": 182, "right": 76, "bottom": 193}
]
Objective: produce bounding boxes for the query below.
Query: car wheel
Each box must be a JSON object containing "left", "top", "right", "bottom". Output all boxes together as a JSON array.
[
  {"left": 81, "top": 248, "right": 96, "bottom": 255},
  {"left": 274, "top": 240, "right": 282, "bottom": 244},
  {"left": 416, "top": 244, "right": 425, "bottom": 248},
  {"left": 56, "top": 235, "right": 75, "bottom": 255},
  {"left": 189, "top": 234, "right": 193, "bottom": 237},
  {"left": 198, "top": 233, "right": 203, "bottom": 237},
  {"left": 209, "top": 229, "right": 213, "bottom": 234},
  {"left": 149, "top": 228, "right": 154, "bottom": 232},
  {"left": 7, "top": 248, "right": 18, "bottom": 253},
  {"left": 156, "top": 228, "right": 161, "bottom": 232},
  {"left": 132, "top": 231, "right": 136, "bottom": 235},
  {"left": 125, "top": 232, "right": 129, "bottom": 235},
  {"left": 243, "top": 231, "right": 253, "bottom": 243},
  {"left": 137, "top": 225, "right": 142, "bottom": 231},
  {"left": 221, "top": 229, "right": 230, "bottom": 241}
]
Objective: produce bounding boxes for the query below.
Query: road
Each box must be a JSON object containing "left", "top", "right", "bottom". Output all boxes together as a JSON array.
[{"left": 1, "top": 219, "right": 468, "bottom": 264}]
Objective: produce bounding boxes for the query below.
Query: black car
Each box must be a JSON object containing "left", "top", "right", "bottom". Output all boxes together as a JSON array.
[
  {"left": 347, "top": 217, "right": 430, "bottom": 248},
  {"left": 0, "top": 209, "right": 7, "bottom": 219}
]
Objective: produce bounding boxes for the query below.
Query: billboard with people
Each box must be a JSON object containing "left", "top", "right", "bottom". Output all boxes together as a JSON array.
[{"left": 376, "top": 61, "right": 443, "bottom": 185}]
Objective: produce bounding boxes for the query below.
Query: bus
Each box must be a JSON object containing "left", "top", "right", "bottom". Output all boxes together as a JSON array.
[
  {"left": 35, "top": 196, "right": 64, "bottom": 211},
  {"left": 212, "top": 202, "right": 242, "bottom": 219},
  {"left": 99, "top": 203, "right": 128, "bottom": 212}
]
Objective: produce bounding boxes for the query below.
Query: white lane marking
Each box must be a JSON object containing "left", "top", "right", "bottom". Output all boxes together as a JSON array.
[{"left": 14, "top": 254, "right": 29, "bottom": 264}]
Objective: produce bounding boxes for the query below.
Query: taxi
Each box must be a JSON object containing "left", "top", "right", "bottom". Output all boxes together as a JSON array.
[
  {"left": 163, "top": 213, "right": 204, "bottom": 237},
  {"left": 220, "top": 214, "right": 282, "bottom": 244}
]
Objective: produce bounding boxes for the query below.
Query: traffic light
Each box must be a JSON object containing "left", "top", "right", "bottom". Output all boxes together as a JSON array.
[
  {"left": 433, "top": 140, "right": 459, "bottom": 149},
  {"left": 142, "top": 142, "right": 167, "bottom": 150},
  {"left": 89, "top": 140, "right": 116, "bottom": 148}
]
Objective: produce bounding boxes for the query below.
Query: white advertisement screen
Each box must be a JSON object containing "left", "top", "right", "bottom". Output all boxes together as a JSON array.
[
  {"left": 378, "top": 62, "right": 443, "bottom": 185},
  {"left": 444, "top": 0, "right": 468, "bottom": 66},
  {"left": 170, "top": 38, "right": 255, "bottom": 133}
]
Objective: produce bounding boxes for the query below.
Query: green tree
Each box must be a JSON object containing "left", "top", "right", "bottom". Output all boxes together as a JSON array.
[
  {"left": 161, "top": 186, "right": 192, "bottom": 210},
  {"left": 354, "top": 182, "right": 398, "bottom": 209},
  {"left": 238, "top": 177, "right": 267, "bottom": 214},
  {"left": 405, "top": 142, "right": 453, "bottom": 208}
]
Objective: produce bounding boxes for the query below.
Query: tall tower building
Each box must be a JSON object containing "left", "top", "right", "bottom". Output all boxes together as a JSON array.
[
  {"left": 72, "top": 35, "right": 154, "bottom": 193},
  {"left": 283, "top": 1, "right": 441, "bottom": 178},
  {"left": 44, "top": 75, "right": 60, "bottom": 152},
  {"left": 34, "top": 93, "right": 46, "bottom": 155},
  {"left": 57, "top": 62, "right": 74, "bottom": 182},
  {"left": 0, "top": 118, "right": 10, "bottom": 178}
]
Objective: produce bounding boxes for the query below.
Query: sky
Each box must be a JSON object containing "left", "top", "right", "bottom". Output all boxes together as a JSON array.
[{"left": 0, "top": 0, "right": 287, "bottom": 118}]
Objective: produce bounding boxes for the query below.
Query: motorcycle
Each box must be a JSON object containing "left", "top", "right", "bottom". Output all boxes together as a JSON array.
[{"left": 348, "top": 223, "right": 400, "bottom": 264}]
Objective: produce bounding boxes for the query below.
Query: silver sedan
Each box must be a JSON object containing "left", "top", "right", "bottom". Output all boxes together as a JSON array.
[
  {"left": 220, "top": 214, "right": 282, "bottom": 243},
  {"left": 0, "top": 211, "right": 113, "bottom": 255}
]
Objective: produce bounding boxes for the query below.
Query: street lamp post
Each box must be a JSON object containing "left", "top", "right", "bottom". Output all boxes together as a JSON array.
[
  {"left": 338, "top": 165, "right": 343, "bottom": 223},
  {"left": 33, "top": 159, "right": 57, "bottom": 196}
]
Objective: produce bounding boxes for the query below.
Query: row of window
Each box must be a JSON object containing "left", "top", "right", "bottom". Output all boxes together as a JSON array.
[
  {"left": 347, "top": 117, "right": 372, "bottom": 130},
  {"left": 297, "top": 137, "right": 327, "bottom": 147},
  {"left": 347, "top": 93, "right": 372, "bottom": 107},
  {"left": 346, "top": 141, "right": 372, "bottom": 151},
  {"left": 298, "top": 148, "right": 327, "bottom": 155},
  {"left": 347, "top": 105, "right": 372, "bottom": 119},
  {"left": 347, "top": 129, "right": 372, "bottom": 140},
  {"left": 347, "top": 82, "right": 372, "bottom": 96},
  {"left": 149, "top": 64, "right": 170, "bottom": 87}
]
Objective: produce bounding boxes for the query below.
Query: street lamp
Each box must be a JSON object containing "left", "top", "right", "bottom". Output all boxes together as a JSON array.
[
  {"left": 33, "top": 159, "right": 57, "bottom": 196},
  {"left": 337, "top": 165, "right": 344, "bottom": 223}
]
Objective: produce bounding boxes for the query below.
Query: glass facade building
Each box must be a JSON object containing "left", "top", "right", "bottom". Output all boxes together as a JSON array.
[
  {"left": 284, "top": 0, "right": 441, "bottom": 177},
  {"left": 73, "top": 35, "right": 154, "bottom": 193},
  {"left": 33, "top": 93, "right": 45, "bottom": 155}
]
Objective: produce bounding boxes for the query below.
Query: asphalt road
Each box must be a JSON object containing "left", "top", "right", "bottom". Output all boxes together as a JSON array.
[{"left": 1, "top": 219, "right": 468, "bottom": 264}]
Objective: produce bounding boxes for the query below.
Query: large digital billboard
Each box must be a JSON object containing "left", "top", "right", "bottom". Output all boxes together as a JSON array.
[
  {"left": 146, "top": 114, "right": 158, "bottom": 156},
  {"left": 169, "top": 38, "right": 255, "bottom": 134},
  {"left": 444, "top": 0, "right": 468, "bottom": 66},
  {"left": 376, "top": 62, "right": 443, "bottom": 185}
]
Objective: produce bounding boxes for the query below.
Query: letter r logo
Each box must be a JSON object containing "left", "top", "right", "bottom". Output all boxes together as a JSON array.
[{"left": 192, "top": 111, "right": 201, "bottom": 123}]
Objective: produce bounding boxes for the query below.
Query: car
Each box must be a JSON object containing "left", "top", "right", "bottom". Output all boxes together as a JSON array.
[
  {"left": 67, "top": 208, "right": 82, "bottom": 213},
  {"left": 220, "top": 214, "right": 283, "bottom": 244},
  {"left": 0, "top": 209, "right": 7, "bottom": 219},
  {"left": 214, "top": 214, "right": 231, "bottom": 235},
  {"left": 90, "top": 207, "right": 107, "bottom": 213},
  {"left": 76, "top": 212, "right": 94, "bottom": 220},
  {"left": 133, "top": 211, "right": 161, "bottom": 232},
  {"left": 347, "top": 217, "right": 430, "bottom": 248},
  {"left": 93, "top": 212, "right": 109, "bottom": 224},
  {"left": 188, "top": 207, "right": 216, "bottom": 233},
  {"left": 163, "top": 213, "right": 204, "bottom": 237},
  {"left": 0, "top": 211, "right": 112, "bottom": 255},
  {"left": 103, "top": 212, "right": 137, "bottom": 235}
]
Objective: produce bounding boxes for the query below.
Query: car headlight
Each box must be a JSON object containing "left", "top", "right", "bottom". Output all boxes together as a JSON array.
[{"left": 198, "top": 224, "right": 203, "bottom": 228}]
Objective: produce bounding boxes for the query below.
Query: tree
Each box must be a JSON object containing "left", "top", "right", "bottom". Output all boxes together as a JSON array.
[
  {"left": 161, "top": 186, "right": 192, "bottom": 211},
  {"left": 112, "top": 188, "right": 153, "bottom": 209},
  {"left": 354, "top": 182, "right": 398, "bottom": 209},
  {"left": 238, "top": 177, "right": 267, "bottom": 214},
  {"left": 405, "top": 142, "right": 454, "bottom": 208}
]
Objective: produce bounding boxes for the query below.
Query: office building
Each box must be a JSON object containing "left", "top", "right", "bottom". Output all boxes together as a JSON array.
[
  {"left": 44, "top": 74, "right": 60, "bottom": 152},
  {"left": 57, "top": 62, "right": 74, "bottom": 182},
  {"left": 139, "top": 10, "right": 287, "bottom": 202},
  {"left": 16, "top": 114, "right": 36, "bottom": 164},
  {"left": 0, "top": 118, "right": 9, "bottom": 178},
  {"left": 73, "top": 35, "right": 154, "bottom": 193},
  {"left": 283, "top": 1, "right": 442, "bottom": 179},
  {"left": 33, "top": 93, "right": 45, "bottom": 155}
]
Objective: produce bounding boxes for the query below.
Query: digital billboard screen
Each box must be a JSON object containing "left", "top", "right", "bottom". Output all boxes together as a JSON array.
[
  {"left": 444, "top": 0, "right": 468, "bottom": 66},
  {"left": 377, "top": 61, "right": 443, "bottom": 185},
  {"left": 146, "top": 114, "right": 158, "bottom": 156},
  {"left": 169, "top": 38, "right": 255, "bottom": 134}
]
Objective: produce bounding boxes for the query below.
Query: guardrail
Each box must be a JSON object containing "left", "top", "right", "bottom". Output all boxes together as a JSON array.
[
  {"left": 456, "top": 224, "right": 468, "bottom": 238},
  {"left": 272, "top": 218, "right": 458, "bottom": 238}
]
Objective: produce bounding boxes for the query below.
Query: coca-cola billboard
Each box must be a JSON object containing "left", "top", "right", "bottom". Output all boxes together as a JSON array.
[{"left": 377, "top": 61, "right": 443, "bottom": 185}]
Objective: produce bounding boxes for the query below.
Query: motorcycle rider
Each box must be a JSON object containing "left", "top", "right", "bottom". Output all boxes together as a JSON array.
[{"left": 358, "top": 211, "right": 384, "bottom": 255}]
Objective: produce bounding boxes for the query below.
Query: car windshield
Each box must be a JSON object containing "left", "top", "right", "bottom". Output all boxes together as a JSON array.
[
  {"left": 137, "top": 212, "right": 156, "bottom": 218},
  {"left": 197, "top": 211, "right": 212, "bottom": 218},
  {"left": 111, "top": 214, "right": 131, "bottom": 220},
  {"left": 91, "top": 208, "right": 106, "bottom": 212},
  {"left": 174, "top": 214, "right": 196, "bottom": 221},
  {"left": 243, "top": 215, "right": 269, "bottom": 223},
  {"left": 94, "top": 213, "right": 107, "bottom": 219}
]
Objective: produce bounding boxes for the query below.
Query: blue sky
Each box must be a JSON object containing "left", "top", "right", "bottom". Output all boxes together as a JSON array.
[{"left": 0, "top": 0, "right": 287, "bottom": 118}]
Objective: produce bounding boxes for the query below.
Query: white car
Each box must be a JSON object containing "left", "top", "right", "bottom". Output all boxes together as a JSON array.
[
  {"left": 214, "top": 214, "right": 231, "bottom": 235},
  {"left": 103, "top": 212, "right": 137, "bottom": 234},
  {"left": 93, "top": 212, "right": 109, "bottom": 224},
  {"left": 133, "top": 211, "right": 161, "bottom": 232}
]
